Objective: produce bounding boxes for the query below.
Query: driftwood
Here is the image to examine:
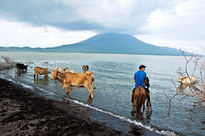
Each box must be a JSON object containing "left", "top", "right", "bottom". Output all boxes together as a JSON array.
[
  {"left": 163, "top": 50, "right": 205, "bottom": 114},
  {"left": 0, "top": 57, "right": 16, "bottom": 70}
]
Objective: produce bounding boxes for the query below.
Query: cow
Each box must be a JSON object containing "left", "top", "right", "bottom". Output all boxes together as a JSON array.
[
  {"left": 50, "top": 67, "right": 74, "bottom": 89},
  {"left": 82, "top": 65, "right": 95, "bottom": 89},
  {"left": 57, "top": 67, "right": 74, "bottom": 73},
  {"left": 16, "top": 63, "right": 28, "bottom": 72},
  {"left": 51, "top": 68, "right": 94, "bottom": 98},
  {"left": 34, "top": 67, "right": 51, "bottom": 80},
  {"left": 178, "top": 76, "right": 196, "bottom": 85}
]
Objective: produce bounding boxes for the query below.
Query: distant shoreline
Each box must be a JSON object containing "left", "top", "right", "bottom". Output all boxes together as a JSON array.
[{"left": 0, "top": 51, "right": 190, "bottom": 57}]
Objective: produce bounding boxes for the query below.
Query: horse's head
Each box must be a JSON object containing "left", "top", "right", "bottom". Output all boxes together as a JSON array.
[{"left": 145, "top": 77, "right": 150, "bottom": 88}]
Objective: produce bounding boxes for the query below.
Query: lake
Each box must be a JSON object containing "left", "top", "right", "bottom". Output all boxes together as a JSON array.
[{"left": 0, "top": 52, "right": 205, "bottom": 136}]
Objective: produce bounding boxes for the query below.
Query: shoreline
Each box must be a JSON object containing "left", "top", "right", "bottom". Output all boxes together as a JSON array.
[
  {"left": 0, "top": 78, "right": 156, "bottom": 136},
  {"left": 0, "top": 51, "right": 189, "bottom": 57}
]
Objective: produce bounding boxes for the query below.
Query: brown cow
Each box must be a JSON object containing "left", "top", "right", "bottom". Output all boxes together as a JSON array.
[
  {"left": 51, "top": 68, "right": 94, "bottom": 98},
  {"left": 34, "top": 67, "right": 51, "bottom": 80},
  {"left": 50, "top": 67, "right": 74, "bottom": 89},
  {"left": 82, "top": 65, "right": 96, "bottom": 89},
  {"left": 57, "top": 67, "right": 74, "bottom": 73}
]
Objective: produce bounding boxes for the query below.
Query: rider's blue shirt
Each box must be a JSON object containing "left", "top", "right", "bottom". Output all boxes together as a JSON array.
[{"left": 134, "top": 70, "right": 146, "bottom": 88}]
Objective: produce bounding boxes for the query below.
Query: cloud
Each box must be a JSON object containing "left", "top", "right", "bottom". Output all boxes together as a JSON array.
[
  {"left": 0, "top": 0, "right": 205, "bottom": 54},
  {"left": 137, "top": 0, "right": 205, "bottom": 54},
  {"left": 0, "top": 18, "right": 96, "bottom": 47},
  {"left": 0, "top": 0, "right": 183, "bottom": 33},
  {"left": 0, "top": 0, "right": 105, "bottom": 31}
]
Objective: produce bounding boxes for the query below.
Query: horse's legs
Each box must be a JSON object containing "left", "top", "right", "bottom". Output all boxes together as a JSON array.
[
  {"left": 130, "top": 88, "right": 135, "bottom": 115},
  {"left": 146, "top": 91, "right": 152, "bottom": 113},
  {"left": 132, "top": 91, "right": 138, "bottom": 114},
  {"left": 143, "top": 103, "right": 145, "bottom": 112},
  {"left": 146, "top": 91, "right": 150, "bottom": 102},
  {"left": 142, "top": 90, "right": 146, "bottom": 113}
]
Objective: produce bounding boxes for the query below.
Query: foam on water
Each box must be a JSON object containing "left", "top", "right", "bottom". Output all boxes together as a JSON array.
[
  {"left": 66, "top": 98, "right": 177, "bottom": 136},
  {"left": 3, "top": 77, "right": 34, "bottom": 90},
  {"left": 2, "top": 77, "right": 177, "bottom": 136}
]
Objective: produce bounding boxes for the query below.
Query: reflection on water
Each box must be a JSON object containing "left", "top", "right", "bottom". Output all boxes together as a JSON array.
[
  {"left": 86, "top": 97, "right": 93, "bottom": 105},
  {"left": 177, "top": 84, "right": 197, "bottom": 96},
  {"left": 178, "top": 84, "right": 187, "bottom": 91},
  {"left": 131, "top": 111, "right": 152, "bottom": 124},
  {"left": 1, "top": 52, "right": 205, "bottom": 136},
  {"left": 34, "top": 77, "right": 49, "bottom": 86},
  {"left": 16, "top": 70, "right": 27, "bottom": 77}
]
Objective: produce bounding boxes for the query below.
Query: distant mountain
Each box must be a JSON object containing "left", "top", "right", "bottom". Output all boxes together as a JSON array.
[
  {"left": 0, "top": 33, "right": 189, "bottom": 55},
  {"left": 0, "top": 46, "right": 44, "bottom": 52}
]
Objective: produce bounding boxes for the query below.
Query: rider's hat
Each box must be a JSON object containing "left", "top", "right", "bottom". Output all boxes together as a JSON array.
[{"left": 139, "top": 65, "right": 146, "bottom": 70}]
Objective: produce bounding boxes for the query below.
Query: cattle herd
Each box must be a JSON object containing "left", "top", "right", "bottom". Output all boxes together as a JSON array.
[
  {"left": 16, "top": 63, "right": 152, "bottom": 114},
  {"left": 16, "top": 63, "right": 95, "bottom": 98}
]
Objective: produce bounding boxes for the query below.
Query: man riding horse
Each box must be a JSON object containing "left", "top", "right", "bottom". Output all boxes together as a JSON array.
[
  {"left": 134, "top": 65, "right": 146, "bottom": 89},
  {"left": 132, "top": 65, "right": 151, "bottom": 114}
]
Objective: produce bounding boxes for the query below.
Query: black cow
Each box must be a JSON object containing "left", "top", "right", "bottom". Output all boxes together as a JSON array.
[{"left": 16, "top": 63, "right": 28, "bottom": 72}]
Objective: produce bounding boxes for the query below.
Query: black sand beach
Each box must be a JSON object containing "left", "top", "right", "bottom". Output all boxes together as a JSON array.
[
  {"left": 0, "top": 78, "right": 145, "bottom": 136},
  {"left": 0, "top": 78, "right": 126, "bottom": 136}
]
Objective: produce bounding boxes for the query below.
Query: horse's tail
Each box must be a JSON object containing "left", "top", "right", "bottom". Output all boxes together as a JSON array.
[{"left": 137, "top": 87, "right": 143, "bottom": 112}]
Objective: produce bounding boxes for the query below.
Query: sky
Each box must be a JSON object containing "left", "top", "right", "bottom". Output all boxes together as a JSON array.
[{"left": 0, "top": 0, "right": 204, "bottom": 54}]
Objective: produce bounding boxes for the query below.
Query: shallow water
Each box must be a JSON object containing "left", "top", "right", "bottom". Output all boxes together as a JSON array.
[{"left": 0, "top": 52, "right": 205, "bottom": 136}]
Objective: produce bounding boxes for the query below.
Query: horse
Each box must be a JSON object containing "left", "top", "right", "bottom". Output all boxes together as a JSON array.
[
  {"left": 131, "top": 77, "right": 152, "bottom": 114},
  {"left": 144, "top": 77, "right": 152, "bottom": 114}
]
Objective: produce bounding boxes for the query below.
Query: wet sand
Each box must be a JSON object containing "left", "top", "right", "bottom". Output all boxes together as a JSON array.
[{"left": 0, "top": 78, "right": 130, "bottom": 136}]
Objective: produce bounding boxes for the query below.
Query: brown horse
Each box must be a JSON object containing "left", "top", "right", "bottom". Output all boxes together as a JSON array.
[
  {"left": 131, "top": 77, "right": 152, "bottom": 114},
  {"left": 144, "top": 77, "right": 152, "bottom": 114},
  {"left": 132, "top": 86, "right": 146, "bottom": 114}
]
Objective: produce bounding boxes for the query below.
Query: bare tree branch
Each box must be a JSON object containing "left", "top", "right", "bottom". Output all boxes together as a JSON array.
[{"left": 163, "top": 49, "right": 205, "bottom": 114}]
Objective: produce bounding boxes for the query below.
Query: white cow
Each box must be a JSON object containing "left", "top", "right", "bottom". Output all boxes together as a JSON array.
[{"left": 179, "top": 76, "right": 196, "bottom": 84}]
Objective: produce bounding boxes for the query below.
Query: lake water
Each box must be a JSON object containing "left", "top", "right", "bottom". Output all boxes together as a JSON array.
[{"left": 0, "top": 52, "right": 205, "bottom": 136}]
